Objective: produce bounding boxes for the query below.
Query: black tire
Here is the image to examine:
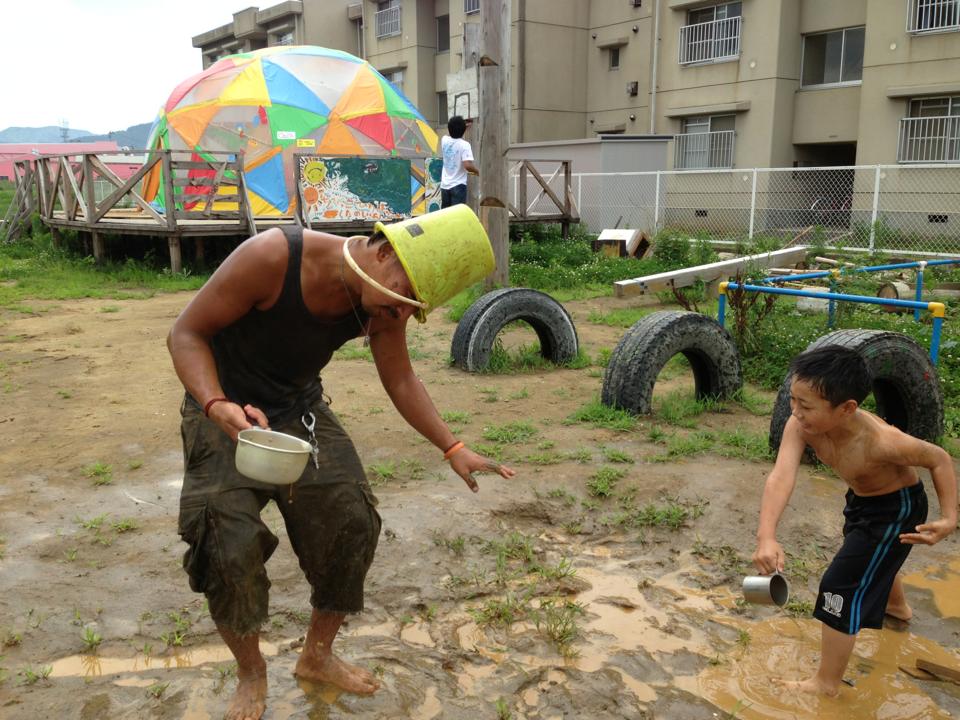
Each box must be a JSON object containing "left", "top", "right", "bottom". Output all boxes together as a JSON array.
[
  {"left": 769, "top": 330, "right": 944, "bottom": 456},
  {"left": 450, "top": 288, "right": 579, "bottom": 372},
  {"left": 601, "top": 310, "right": 742, "bottom": 415}
]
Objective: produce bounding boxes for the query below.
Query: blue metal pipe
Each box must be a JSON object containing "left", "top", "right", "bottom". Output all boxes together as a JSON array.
[
  {"left": 931, "top": 316, "right": 944, "bottom": 365},
  {"left": 726, "top": 283, "right": 934, "bottom": 310},
  {"left": 914, "top": 267, "right": 924, "bottom": 323},
  {"left": 762, "top": 257, "right": 960, "bottom": 284},
  {"left": 718, "top": 293, "right": 726, "bottom": 326}
]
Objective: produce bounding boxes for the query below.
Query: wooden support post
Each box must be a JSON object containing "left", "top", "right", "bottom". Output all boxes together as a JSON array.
[
  {"left": 479, "top": 0, "right": 511, "bottom": 287},
  {"left": 194, "top": 237, "right": 205, "bottom": 267},
  {"left": 91, "top": 231, "right": 105, "bottom": 264},
  {"left": 51, "top": 227, "right": 62, "bottom": 249},
  {"left": 168, "top": 236, "right": 183, "bottom": 274}
]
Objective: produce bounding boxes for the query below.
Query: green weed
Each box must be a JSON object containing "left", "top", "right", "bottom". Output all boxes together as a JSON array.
[
  {"left": 146, "top": 682, "right": 169, "bottom": 699},
  {"left": 587, "top": 467, "right": 626, "bottom": 498},
  {"left": 482, "top": 421, "right": 538, "bottom": 444},
  {"left": 565, "top": 399, "right": 637, "bottom": 432},
  {"left": 18, "top": 665, "right": 52, "bottom": 685},
  {"left": 82, "top": 462, "right": 113, "bottom": 486},
  {"left": 716, "top": 429, "right": 772, "bottom": 462},
  {"left": 367, "top": 461, "right": 396, "bottom": 485},
  {"left": 533, "top": 598, "right": 584, "bottom": 655},
  {"left": 82, "top": 627, "right": 103, "bottom": 651},
  {"left": 601, "top": 446, "right": 634, "bottom": 464},
  {"left": 784, "top": 598, "right": 814, "bottom": 617},
  {"left": 112, "top": 519, "right": 138, "bottom": 533}
]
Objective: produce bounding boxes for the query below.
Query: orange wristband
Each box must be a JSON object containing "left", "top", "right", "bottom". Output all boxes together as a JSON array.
[{"left": 443, "top": 441, "right": 465, "bottom": 460}]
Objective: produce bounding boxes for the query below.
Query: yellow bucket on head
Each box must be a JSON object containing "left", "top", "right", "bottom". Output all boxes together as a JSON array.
[{"left": 375, "top": 205, "right": 496, "bottom": 323}]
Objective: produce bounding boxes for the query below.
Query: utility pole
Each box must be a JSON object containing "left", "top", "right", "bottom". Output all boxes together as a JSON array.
[{"left": 478, "top": 0, "right": 510, "bottom": 287}]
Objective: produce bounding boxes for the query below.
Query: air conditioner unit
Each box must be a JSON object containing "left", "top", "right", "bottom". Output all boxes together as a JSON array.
[
  {"left": 629, "top": 0, "right": 642, "bottom": 7},
  {"left": 347, "top": 3, "right": 363, "bottom": 21},
  {"left": 626, "top": 81, "right": 639, "bottom": 96}
]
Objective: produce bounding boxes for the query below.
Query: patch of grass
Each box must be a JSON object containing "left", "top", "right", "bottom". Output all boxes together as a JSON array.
[
  {"left": 565, "top": 447, "right": 593, "bottom": 463},
  {"left": 432, "top": 532, "right": 467, "bottom": 556},
  {"left": 333, "top": 342, "right": 373, "bottom": 361},
  {"left": 76, "top": 515, "right": 107, "bottom": 531},
  {"left": 3, "top": 632, "right": 22, "bottom": 648},
  {"left": 601, "top": 446, "right": 634, "bottom": 464},
  {"left": 716, "top": 429, "right": 772, "bottom": 462},
  {"left": 565, "top": 399, "right": 637, "bottom": 432},
  {"left": 736, "top": 628, "right": 751, "bottom": 649},
  {"left": 692, "top": 539, "right": 747, "bottom": 573},
  {"left": 127, "top": 459, "right": 143, "bottom": 470},
  {"left": 367, "top": 461, "right": 396, "bottom": 485},
  {"left": 472, "top": 442, "right": 504, "bottom": 461},
  {"left": 99, "top": 305, "right": 120, "bottom": 313},
  {"left": 546, "top": 488, "right": 577, "bottom": 507},
  {"left": 650, "top": 431, "right": 715, "bottom": 461},
  {"left": 81, "top": 627, "right": 103, "bottom": 651},
  {"left": 523, "top": 451, "right": 564, "bottom": 465},
  {"left": 441, "top": 410, "right": 471, "bottom": 424},
  {"left": 112, "top": 519, "right": 139, "bottom": 534},
  {"left": 478, "top": 387, "right": 499, "bottom": 403},
  {"left": 631, "top": 497, "right": 705, "bottom": 530},
  {"left": 784, "top": 598, "right": 814, "bottom": 617},
  {"left": 146, "top": 682, "right": 169, "bottom": 699},
  {"left": 82, "top": 462, "right": 113, "bottom": 486},
  {"left": 496, "top": 697, "right": 513, "bottom": 720},
  {"left": 509, "top": 388, "right": 530, "bottom": 400},
  {"left": 732, "top": 387, "right": 772, "bottom": 416},
  {"left": 56, "top": 389, "right": 73, "bottom": 399},
  {"left": 586, "top": 467, "right": 626, "bottom": 498},
  {"left": 586, "top": 307, "right": 653, "bottom": 327},
  {"left": 533, "top": 598, "right": 585, "bottom": 656},
  {"left": 654, "top": 390, "right": 725, "bottom": 428},
  {"left": 18, "top": 665, "right": 52, "bottom": 685},
  {"left": 469, "top": 591, "right": 531, "bottom": 627},
  {"left": 482, "top": 421, "right": 538, "bottom": 444}
]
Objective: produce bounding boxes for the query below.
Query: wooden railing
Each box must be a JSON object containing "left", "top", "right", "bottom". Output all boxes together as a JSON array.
[{"left": 509, "top": 159, "right": 580, "bottom": 232}]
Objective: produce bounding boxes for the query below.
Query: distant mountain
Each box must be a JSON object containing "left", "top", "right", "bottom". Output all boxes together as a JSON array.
[
  {"left": 72, "top": 123, "right": 153, "bottom": 150},
  {"left": 0, "top": 122, "right": 152, "bottom": 148},
  {"left": 0, "top": 126, "right": 93, "bottom": 143}
]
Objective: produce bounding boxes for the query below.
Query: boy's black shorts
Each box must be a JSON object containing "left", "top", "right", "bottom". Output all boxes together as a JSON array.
[{"left": 814, "top": 481, "right": 927, "bottom": 635}]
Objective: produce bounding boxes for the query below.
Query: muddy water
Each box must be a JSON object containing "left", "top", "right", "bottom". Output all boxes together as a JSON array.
[
  {"left": 693, "top": 616, "right": 957, "bottom": 719},
  {"left": 49, "top": 640, "right": 281, "bottom": 678},
  {"left": 904, "top": 557, "right": 960, "bottom": 619}
]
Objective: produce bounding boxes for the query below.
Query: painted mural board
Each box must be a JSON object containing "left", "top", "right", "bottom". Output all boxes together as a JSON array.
[
  {"left": 299, "top": 156, "right": 443, "bottom": 223},
  {"left": 299, "top": 156, "right": 412, "bottom": 223}
]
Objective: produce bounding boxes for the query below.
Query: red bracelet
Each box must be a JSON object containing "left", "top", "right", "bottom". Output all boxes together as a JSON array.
[
  {"left": 203, "top": 397, "right": 229, "bottom": 417},
  {"left": 443, "top": 441, "right": 465, "bottom": 460}
]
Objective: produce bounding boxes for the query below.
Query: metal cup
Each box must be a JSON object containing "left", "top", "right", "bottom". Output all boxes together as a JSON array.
[{"left": 742, "top": 572, "right": 790, "bottom": 607}]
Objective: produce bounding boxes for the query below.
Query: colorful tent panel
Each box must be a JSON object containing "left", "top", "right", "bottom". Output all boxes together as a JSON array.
[{"left": 144, "top": 45, "right": 438, "bottom": 216}]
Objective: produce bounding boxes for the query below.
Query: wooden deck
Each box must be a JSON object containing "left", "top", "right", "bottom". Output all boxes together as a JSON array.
[{"left": 4, "top": 150, "right": 580, "bottom": 273}]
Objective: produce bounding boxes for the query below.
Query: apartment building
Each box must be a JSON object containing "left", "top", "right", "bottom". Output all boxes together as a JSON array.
[{"left": 192, "top": 0, "right": 960, "bottom": 170}]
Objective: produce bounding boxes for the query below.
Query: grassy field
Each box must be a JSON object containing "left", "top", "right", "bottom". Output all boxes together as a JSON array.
[{"left": 0, "top": 180, "right": 15, "bottom": 219}]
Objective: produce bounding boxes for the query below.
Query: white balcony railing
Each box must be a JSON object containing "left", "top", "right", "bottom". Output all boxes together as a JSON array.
[
  {"left": 907, "top": 0, "right": 960, "bottom": 33},
  {"left": 375, "top": 6, "right": 401, "bottom": 38},
  {"left": 679, "top": 15, "right": 741, "bottom": 65},
  {"left": 897, "top": 116, "right": 960, "bottom": 163},
  {"left": 674, "top": 130, "right": 736, "bottom": 169},
  {"left": 465, "top": 0, "right": 480, "bottom": 14}
]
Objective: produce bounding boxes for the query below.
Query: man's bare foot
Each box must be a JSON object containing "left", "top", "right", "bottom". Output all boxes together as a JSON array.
[
  {"left": 225, "top": 669, "right": 267, "bottom": 720},
  {"left": 885, "top": 600, "right": 913, "bottom": 622},
  {"left": 775, "top": 676, "right": 840, "bottom": 697},
  {"left": 294, "top": 652, "right": 380, "bottom": 695}
]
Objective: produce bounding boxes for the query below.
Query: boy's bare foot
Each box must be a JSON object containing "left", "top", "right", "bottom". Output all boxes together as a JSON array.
[
  {"left": 775, "top": 676, "right": 840, "bottom": 697},
  {"left": 885, "top": 600, "right": 912, "bottom": 622},
  {"left": 294, "top": 652, "right": 380, "bottom": 695},
  {"left": 225, "top": 669, "right": 267, "bottom": 720}
]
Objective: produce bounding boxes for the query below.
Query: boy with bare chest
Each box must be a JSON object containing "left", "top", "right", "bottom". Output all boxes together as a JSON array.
[{"left": 753, "top": 346, "right": 957, "bottom": 695}]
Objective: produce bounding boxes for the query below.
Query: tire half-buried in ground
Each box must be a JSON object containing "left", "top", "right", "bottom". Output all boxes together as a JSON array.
[
  {"left": 450, "top": 288, "right": 579, "bottom": 372},
  {"left": 769, "top": 329, "right": 944, "bottom": 457},
  {"left": 601, "top": 310, "right": 742, "bottom": 415}
]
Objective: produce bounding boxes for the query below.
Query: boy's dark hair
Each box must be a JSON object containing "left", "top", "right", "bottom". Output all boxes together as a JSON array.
[
  {"left": 448, "top": 115, "right": 467, "bottom": 139},
  {"left": 789, "top": 346, "right": 872, "bottom": 406}
]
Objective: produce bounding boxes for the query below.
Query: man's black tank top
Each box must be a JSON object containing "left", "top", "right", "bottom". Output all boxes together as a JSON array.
[{"left": 209, "top": 226, "right": 368, "bottom": 425}]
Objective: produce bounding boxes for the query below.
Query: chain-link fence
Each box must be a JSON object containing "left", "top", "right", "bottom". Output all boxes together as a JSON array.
[{"left": 510, "top": 164, "right": 960, "bottom": 255}]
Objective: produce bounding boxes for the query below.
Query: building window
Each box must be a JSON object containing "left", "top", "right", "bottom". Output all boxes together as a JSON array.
[
  {"left": 376, "top": 0, "right": 401, "bottom": 39},
  {"left": 274, "top": 31, "right": 294, "bottom": 46},
  {"left": 437, "top": 14, "right": 450, "bottom": 52},
  {"left": 438, "top": 92, "right": 449, "bottom": 125},
  {"left": 898, "top": 95, "right": 960, "bottom": 162},
  {"left": 801, "top": 27, "right": 864, "bottom": 87},
  {"left": 908, "top": 0, "right": 960, "bottom": 33},
  {"left": 674, "top": 115, "right": 736, "bottom": 169},
  {"left": 383, "top": 69, "right": 405, "bottom": 94},
  {"left": 609, "top": 46, "right": 621, "bottom": 70},
  {"left": 679, "top": 2, "right": 741, "bottom": 65},
  {"left": 465, "top": 0, "right": 480, "bottom": 15}
]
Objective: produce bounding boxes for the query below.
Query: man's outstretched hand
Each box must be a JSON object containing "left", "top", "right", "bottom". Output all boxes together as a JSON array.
[{"left": 449, "top": 446, "right": 516, "bottom": 493}]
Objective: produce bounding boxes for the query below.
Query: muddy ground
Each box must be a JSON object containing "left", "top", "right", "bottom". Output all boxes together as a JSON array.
[{"left": 0, "top": 290, "right": 958, "bottom": 720}]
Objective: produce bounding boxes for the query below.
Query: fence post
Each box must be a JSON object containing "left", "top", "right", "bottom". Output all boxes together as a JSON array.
[
  {"left": 748, "top": 168, "right": 758, "bottom": 239},
  {"left": 868, "top": 166, "right": 881, "bottom": 251},
  {"left": 653, "top": 171, "right": 661, "bottom": 234}
]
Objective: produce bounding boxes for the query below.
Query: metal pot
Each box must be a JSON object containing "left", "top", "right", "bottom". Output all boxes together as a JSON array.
[{"left": 235, "top": 428, "right": 311, "bottom": 485}]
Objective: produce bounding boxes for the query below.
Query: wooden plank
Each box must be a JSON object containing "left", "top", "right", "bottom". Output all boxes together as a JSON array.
[
  {"left": 162, "top": 152, "right": 177, "bottom": 231},
  {"left": 235, "top": 158, "right": 258, "bottom": 236},
  {"left": 171, "top": 160, "right": 240, "bottom": 171},
  {"left": 614, "top": 246, "right": 810, "bottom": 298},
  {"left": 917, "top": 659, "right": 960, "bottom": 684},
  {"left": 168, "top": 236, "right": 182, "bottom": 274},
  {"left": 83, "top": 156, "right": 96, "bottom": 224},
  {"left": 524, "top": 161, "right": 564, "bottom": 215},
  {"left": 201, "top": 163, "right": 227, "bottom": 217},
  {"left": 92, "top": 155, "right": 165, "bottom": 224},
  {"left": 900, "top": 664, "right": 939, "bottom": 681},
  {"left": 63, "top": 162, "right": 87, "bottom": 221}
]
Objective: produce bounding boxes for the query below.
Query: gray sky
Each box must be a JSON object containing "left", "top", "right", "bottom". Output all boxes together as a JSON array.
[{"left": 2, "top": 0, "right": 252, "bottom": 134}]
